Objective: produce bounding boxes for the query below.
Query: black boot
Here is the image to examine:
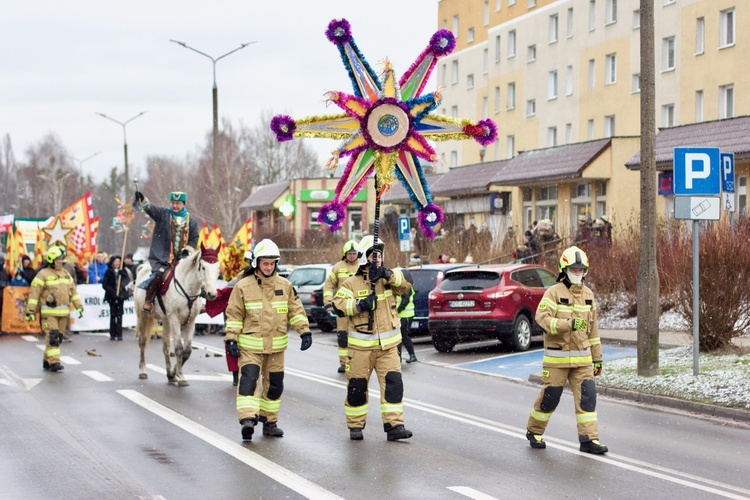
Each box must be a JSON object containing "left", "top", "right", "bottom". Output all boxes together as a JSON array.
[
  {"left": 526, "top": 430, "right": 546, "bottom": 449},
  {"left": 232, "top": 371, "right": 238, "bottom": 386},
  {"left": 386, "top": 425, "right": 413, "bottom": 441},
  {"left": 49, "top": 363, "right": 64, "bottom": 372},
  {"left": 263, "top": 422, "right": 284, "bottom": 437},
  {"left": 240, "top": 418, "right": 256, "bottom": 441},
  {"left": 406, "top": 354, "right": 418, "bottom": 363},
  {"left": 42, "top": 360, "right": 50, "bottom": 371},
  {"left": 337, "top": 365, "right": 346, "bottom": 373},
  {"left": 580, "top": 439, "right": 608, "bottom": 454},
  {"left": 349, "top": 428, "right": 364, "bottom": 440}
]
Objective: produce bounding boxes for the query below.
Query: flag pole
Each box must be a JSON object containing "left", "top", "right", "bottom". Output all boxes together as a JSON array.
[{"left": 116, "top": 227, "right": 128, "bottom": 296}]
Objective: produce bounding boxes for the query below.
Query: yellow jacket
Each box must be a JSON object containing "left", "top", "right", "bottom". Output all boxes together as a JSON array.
[
  {"left": 333, "top": 266, "right": 411, "bottom": 350},
  {"left": 323, "top": 259, "right": 360, "bottom": 331},
  {"left": 535, "top": 281, "right": 602, "bottom": 368},
  {"left": 27, "top": 267, "right": 82, "bottom": 317},
  {"left": 224, "top": 271, "right": 309, "bottom": 353}
]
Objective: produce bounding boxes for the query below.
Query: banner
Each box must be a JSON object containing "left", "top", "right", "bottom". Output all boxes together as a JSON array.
[{"left": 1, "top": 287, "right": 41, "bottom": 333}]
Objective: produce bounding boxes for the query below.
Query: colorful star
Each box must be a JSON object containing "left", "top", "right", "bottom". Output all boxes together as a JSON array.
[
  {"left": 271, "top": 18, "right": 497, "bottom": 238},
  {"left": 43, "top": 216, "right": 72, "bottom": 247}
]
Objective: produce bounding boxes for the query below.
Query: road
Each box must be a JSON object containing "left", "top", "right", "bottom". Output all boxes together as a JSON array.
[{"left": 1, "top": 329, "right": 748, "bottom": 499}]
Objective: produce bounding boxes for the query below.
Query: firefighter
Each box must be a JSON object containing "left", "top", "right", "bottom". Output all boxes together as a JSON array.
[
  {"left": 25, "top": 246, "right": 83, "bottom": 372},
  {"left": 324, "top": 239, "right": 360, "bottom": 373},
  {"left": 526, "top": 245, "right": 608, "bottom": 454},
  {"left": 224, "top": 239, "right": 312, "bottom": 441},
  {"left": 332, "top": 235, "right": 413, "bottom": 441},
  {"left": 396, "top": 269, "right": 418, "bottom": 364}
]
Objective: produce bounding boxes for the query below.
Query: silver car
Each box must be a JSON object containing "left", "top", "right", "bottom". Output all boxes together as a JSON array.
[{"left": 287, "top": 263, "right": 334, "bottom": 325}]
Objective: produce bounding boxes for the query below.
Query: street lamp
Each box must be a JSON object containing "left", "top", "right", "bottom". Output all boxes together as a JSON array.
[
  {"left": 170, "top": 39, "right": 256, "bottom": 219},
  {"left": 69, "top": 151, "right": 101, "bottom": 181},
  {"left": 38, "top": 170, "right": 75, "bottom": 215},
  {"left": 95, "top": 111, "right": 148, "bottom": 201}
]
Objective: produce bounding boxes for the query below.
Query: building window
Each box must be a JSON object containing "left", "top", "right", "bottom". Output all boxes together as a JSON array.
[
  {"left": 509, "top": 0, "right": 516, "bottom": 5},
  {"left": 451, "top": 60, "right": 459, "bottom": 84},
  {"left": 596, "top": 181, "right": 608, "bottom": 218},
  {"left": 507, "top": 82, "right": 516, "bottom": 109},
  {"left": 632, "top": 9, "right": 641, "bottom": 29},
  {"left": 549, "top": 14, "right": 559, "bottom": 43},
  {"left": 587, "top": 119, "right": 595, "bottom": 139},
  {"left": 482, "top": 96, "right": 489, "bottom": 117},
  {"left": 495, "top": 35, "right": 502, "bottom": 62},
  {"left": 662, "top": 104, "right": 675, "bottom": 127},
  {"left": 567, "top": 8, "right": 574, "bottom": 38},
  {"left": 605, "top": 0, "right": 617, "bottom": 24},
  {"left": 719, "top": 84, "right": 735, "bottom": 118},
  {"left": 495, "top": 86, "right": 501, "bottom": 113},
  {"left": 695, "top": 90, "right": 704, "bottom": 122},
  {"left": 663, "top": 0, "right": 675, "bottom": 5},
  {"left": 739, "top": 175, "right": 747, "bottom": 216},
  {"left": 589, "top": 0, "right": 596, "bottom": 31},
  {"left": 450, "top": 151, "right": 458, "bottom": 167},
  {"left": 605, "top": 53, "right": 617, "bottom": 84},
  {"left": 526, "top": 99, "right": 536, "bottom": 117},
  {"left": 528, "top": 0, "right": 536, "bottom": 7},
  {"left": 631, "top": 73, "right": 641, "bottom": 93},
  {"left": 695, "top": 17, "right": 705, "bottom": 54},
  {"left": 483, "top": 48, "right": 489, "bottom": 74},
  {"left": 527, "top": 44, "right": 537, "bottom": 62},
  {"left": 452, "top": 15, "right": 460, "bottom": 38},
  {"left": 441, "top": 63, "right": 447, "bottom": 87},
  {"left": 565, "top": 123, "right": 573, "bottom": 144},
  {"left": 484, "top": 1, "right": 490, "bottom": 25},
  {"left": 508, "top": 30, "right": 517, "bottom": 57},
  {"left": 467, "top": 74, "right": 475, "bottom": 89},
  {"left": 451, "top": 105, "right": 458, "bottom": 118},
  {"left": 720, "top": 8, "right": 735, "bottom": 47},
  {"left": 566, "top": 65, "right": 573, "bottom": 95},
  {"left": 497, "top": 0, "right": 502, "bottom": 11},
  {"left": 588, "top": 59, "right": 596, "bottom": 90},
  {"left": 604, "top": 115, "right": 615, "bottom": 137},
  {"left": 506, "top": 135, "right": 515, "bottom": 158},
  {"left": 547, "top": 126, "right": 557, "bottom": 147},
  {"left": 467, "top": 27, "right": 475, "bottom": 43},
  {"left": 662, "top": 36, "right": 676, "bottom": 71},
  {"left": 548, "top": 70, "right": 558, "bottom": 99},
  {"left": 536, "top": 186, "right": 558, "bottom": 224}
]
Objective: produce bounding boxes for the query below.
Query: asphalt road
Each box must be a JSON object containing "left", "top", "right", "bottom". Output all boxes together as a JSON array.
[{"left": 1, "top": 328, "right": 748, "bottom": 499}]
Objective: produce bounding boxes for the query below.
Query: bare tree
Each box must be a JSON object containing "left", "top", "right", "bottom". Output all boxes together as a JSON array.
[
  {"left": 0, "top": 134, "right": 20, "bottom": 214},
  {"left": 19, "top": 133, "right": 80, "bottom": 216}
]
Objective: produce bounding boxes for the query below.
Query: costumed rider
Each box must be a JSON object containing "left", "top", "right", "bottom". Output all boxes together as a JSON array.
[
  {"left": 133, "top": 190, "right": 198, "bottom": 314},
  {"left": 223, "top": 239, "right": 313, "bottom": 441},
  {"left": 25, "top": 246, "right": 83, "bottom": 372},
  {"left": 332, "top": 235, "right": 414, "bottom": 441},
  {"left": 526, "top": 245, "right": 608, "bottom": 454},
  {"left": 324, "top": 239, "right": 360, "bottom": 373}
]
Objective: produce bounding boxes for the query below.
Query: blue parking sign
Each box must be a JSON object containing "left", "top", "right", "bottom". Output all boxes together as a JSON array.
[
  {"left": 398, "top": 217, "right": 410, "bottom": 241},
  {"left": 721, "top": 152, "right": 735, "bottom": 193},
  {"left": 673, "top": 147, "right": 721, "bottom": 195}
]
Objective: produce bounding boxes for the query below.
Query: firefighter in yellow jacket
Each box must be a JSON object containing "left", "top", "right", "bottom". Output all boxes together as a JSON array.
[
  {"left": 324, "top": 239, "right": 360, "bottom": 373},
  {"left": 224, "top": 239, "right": 312, "bottom": 442},
  {"left": 333, "top": 235, "right": 413, "bottom": 441},
  {"left": 526, "top": 246, "right": 608, "bottom": 454},
  {"left": 25, "top": 246, "right": 83, "bottom": 372}
]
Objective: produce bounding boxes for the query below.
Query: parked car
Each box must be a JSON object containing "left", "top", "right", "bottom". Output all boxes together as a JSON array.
[
  {"left": 287, "top": 263, "right": 333, "bottom": 329},
  {"left": 406, "top": 263, "right": 470, "bottom": 336},
  {"left": 428, "top": 263, "right": 557, "bottom": 353}
]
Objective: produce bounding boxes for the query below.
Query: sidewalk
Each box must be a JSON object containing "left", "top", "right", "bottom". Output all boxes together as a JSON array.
[{"left": 599, "top": 329, "right": 750, "bottom": 349}]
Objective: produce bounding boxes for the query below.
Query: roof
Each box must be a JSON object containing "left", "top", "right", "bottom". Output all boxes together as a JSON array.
[
  {"left": 490, "top": 139, "right": 611, "bottom": 185},
  {"left": 626, "top": 115, "right": 750, "bottom": 169},
  {"left": 239, "top": 180, "right": 290, "bottom": 210},
  {"left": 432, "top": 160, "right": 510, "bottom": 197}
]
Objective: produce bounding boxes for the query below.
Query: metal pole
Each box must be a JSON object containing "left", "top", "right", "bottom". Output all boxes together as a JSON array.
[
  {"left": 96, "top": 111, "right": 147, "bottom": 201},
  {"left": 692, "top": 219, "right": 700, "bottom": 375}
]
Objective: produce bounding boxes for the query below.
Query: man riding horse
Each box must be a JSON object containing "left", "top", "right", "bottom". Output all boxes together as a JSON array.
[{"left": 133, "top": 190, "right": 198, "bottom": 314}]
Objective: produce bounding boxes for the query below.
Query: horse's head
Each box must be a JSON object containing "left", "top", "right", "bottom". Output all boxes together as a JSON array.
[{"left": 196, "top": 243, "right": 221, "bottom": 300}]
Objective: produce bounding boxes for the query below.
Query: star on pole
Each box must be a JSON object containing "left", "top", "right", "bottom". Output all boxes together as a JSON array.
[{"left": 44, "top": 216, "right": 72, "bottom": 248}]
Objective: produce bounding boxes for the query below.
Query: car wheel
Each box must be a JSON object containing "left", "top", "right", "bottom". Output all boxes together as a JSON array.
[
  {"left": 510, "top": 314, "right": 532, "bottom": 351},
  {"left": 432, "top": 334, "right": 456, "bottom": 353},
  {"left": 318, "top": 321, "right": 334, "bottom": 333}
]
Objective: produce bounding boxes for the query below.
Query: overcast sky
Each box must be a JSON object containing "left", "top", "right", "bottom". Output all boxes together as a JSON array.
[{"left": 2, "top": 0, "right": 439, "bottom": 184}]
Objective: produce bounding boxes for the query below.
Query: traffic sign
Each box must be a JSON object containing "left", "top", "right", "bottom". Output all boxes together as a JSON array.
[
  {"left": 398, "top": 217, "right": 410, "bottom": 241},
  {"left": 400, "top": 239, "right": 410, "bottom": 252},
  {"left": 673, "top": 147, "right": 721, "bottom": 195},
  {"left": 721, "top": 152, "right": 735, "bottom": 192},
  {"left": 674, "top": 196, "right": 721, "bottom": 220},
  {"left": 723, "top": 192, "right": 736, "bottom": 213}
]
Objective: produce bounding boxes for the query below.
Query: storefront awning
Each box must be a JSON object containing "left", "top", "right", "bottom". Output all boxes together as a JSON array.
[{"left": 239, "top": 180, "right": 290, "bottom": 210}]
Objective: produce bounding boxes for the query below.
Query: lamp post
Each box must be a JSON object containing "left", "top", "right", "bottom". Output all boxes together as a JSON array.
[
  {"left": 69, "top": 151, "right": 101, "bottom": 184},
  {"left": 38, "top": 170, "right": 75, "bottom": 215},
  {"left": 170, "top": 39, "right": 255, "bottom": 220},
  {"left": 95, "top": 111, "right": 147, "bottom": 201}
]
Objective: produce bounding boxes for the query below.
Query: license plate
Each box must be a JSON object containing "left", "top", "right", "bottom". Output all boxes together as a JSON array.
[
  {"left": 410, "top": 321, "right": 420, "bottom": 330},
  {"left": 449, "top": 300, "right": 475, "bottom": 308}
]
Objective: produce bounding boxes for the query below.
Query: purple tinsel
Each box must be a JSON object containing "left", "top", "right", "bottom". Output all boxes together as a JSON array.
[
  {"left": 429, "top": 29, "right": 456, "bottom": 57},
  {"left": 326, "top": 18, "right": 352, "bottom": 45},
  {"left": 475, "top": 119, "right": 499, "bottom": 146},
  {"left": 318, "top": 201, "right": 346, "bottom": 232},
  {"left": 270, "top": 115, "right": 296, "bottom": 142},
  {"left": 418, "top": 203, "right": 444, "bottom": 239}
]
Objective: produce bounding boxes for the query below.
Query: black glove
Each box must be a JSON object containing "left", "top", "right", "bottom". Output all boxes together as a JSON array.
[
  {"left": 134, "top": 191, "right": 145, "bottom": 203},
  {"left": 356, "top": 293, "right": 377, "bottom": 313},
  {"left": 225, "top": 340, "right": 240, "bottom": 358},
  {"left": 368, "top": 265, "right": 393, "bottom": 283},
  {"left": 300, "top": 332, "right": 313, "bottom": 351}
]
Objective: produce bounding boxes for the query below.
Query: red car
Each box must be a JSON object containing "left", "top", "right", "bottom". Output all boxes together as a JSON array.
[{"left": 428, "top": 263, "right": 557, "bottom": 352}]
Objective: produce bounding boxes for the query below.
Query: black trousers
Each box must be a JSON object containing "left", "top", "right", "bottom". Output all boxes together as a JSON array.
[
  {"left": 109, "top": 298, "right": 124, "bottom": 339},
  {"left": 399, "top": 317, "right": 415, "bottom": 357}
]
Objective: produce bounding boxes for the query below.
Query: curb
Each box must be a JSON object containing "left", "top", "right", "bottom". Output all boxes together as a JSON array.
[{"left": 527, "top": 372, "right": 750, "bottom": 423}]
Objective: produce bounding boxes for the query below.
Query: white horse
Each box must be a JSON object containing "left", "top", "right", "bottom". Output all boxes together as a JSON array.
[{"left": 134, "top": 244, "right": 221, "bottom": 386}]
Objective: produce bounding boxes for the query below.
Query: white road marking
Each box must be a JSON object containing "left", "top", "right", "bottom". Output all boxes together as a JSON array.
[
  {"left": 285, "top": 368, "right": 750, "bottom": 499},
  {"left": 82, "top": 370, "right": 113, "bottom": 382},
  {"left": 0, "top": 365, "right": 41, "bottom": 390},
  {"left": 447, "top": 486, "right": 499, "bottom": 500},
  {"left": 22, "top": 335, "right": 39, "bottom": 342},
  {"left": 118, "top": 390, "right": 344, "bottom": 500},
  {"left": 61, "top": 356, "right": 81, "bottom": 365},
  {"left": 146, "top": 363, "right": 231, "bottom": 382}
]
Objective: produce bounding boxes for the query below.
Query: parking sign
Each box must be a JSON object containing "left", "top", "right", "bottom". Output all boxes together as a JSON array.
[
  {"left": 721, "top": 152, "right": 735, "bottom": 193},
  {"left": 673, "top": 147, "right": 721, "bottom": 195},
  {"left": 398, "top": 217, "right": 410, "bottom": 241}
]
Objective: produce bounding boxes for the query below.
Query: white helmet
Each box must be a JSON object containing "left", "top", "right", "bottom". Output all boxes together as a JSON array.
[
  {"left": 243, "top": 249, "right": 253, "bottom": 262},
  {"left": 252, "top": 239, "right": 280, "bottom": 268},
  {"left": 357, "top": 234, "right": 385, "bottom": 266}
]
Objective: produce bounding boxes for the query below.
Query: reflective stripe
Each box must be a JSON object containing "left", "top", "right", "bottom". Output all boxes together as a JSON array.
[
  {"left": 543, "top": 354, "right": 593, "bottom": 365},
  {"left": 576, "top": 411, "right": 598, "bottom": 424},
  {"left": 27, "top": 298, "right": 38, "bottom": 307},
  {"left": 226, "top": 320, "right": 243, "bottom": 329},
  {"left": 345, "top": 404, "right": 368, "bottom": 417},
  {"left": 589, "top": 336, "right": 601, "bottom": 346},
  {"left": 244, "top": 301, "right": 263, "bottom": 310},
  {"left": 544, "top": 348, "right": 591, "bottom": 358},
  {"left": 272, "top": 335, "right": 288, "bottom": 349},
  {"left": 376, "top": 290, "right": 393, "bottom": 301},
  {"left": 348, "top": 328, "right": 401, "bottom": 348},
  {"left": 392, "top": 269, "right": 403, "bottom": 287},
  {"left": 237, "top": 395, "right": 260, "bottom": 412},
  {"left": 540, "top": 297, "right": 557, "bottom": 310},
  {"left": 549, "top": 318, "right": 560, "bottom": 335},
  {"left": 530, "top": 409, "right": 552, "bottom": 422},
  {"left": 31, "top": 277, "right": 45, "bottom": 288},
  {"left": 45, "top": 347, "right": 60, "bottom": 357},
  {"left": 573, "top": 304, "right": 591, "bottom": 313},
  {"left": 41, "top": 306, "right": 71, "bottom": 317},
  {"left": 237, "top": 334, "right": 264, "bottom": 350},
  {"left": 323, "top": 291, "right": 334, "bottom": 299},
  {"left": 289, "top": 314, "right": 305, "bottom": 325},
  {"left": 397, "top": 292, "right": 415, "bottom": 319},
  {"left": 70, "top": 294, "right": 80, "bottom": 302},
  {"left": 336, "top": 288, "right": 355, "bottom": 299},
  {"left": 557, "top": 304, "right": 574, "bottom": 313},
  {"left": 380, "top": 403, "right": 403, "bottom": 414},
  {"left": 260, "top": 398, "right": 281, "bottom": 413},
  {"left": 271, "top": 300, "right": 288, "bottom": 315},
  {"left": 337, "top": 347, "right": 348, "bottom": 357}
]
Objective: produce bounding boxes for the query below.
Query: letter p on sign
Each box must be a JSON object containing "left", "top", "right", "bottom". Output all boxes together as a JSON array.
[{"left": 685, "top": 153, "right": 711, "bottom": 189}]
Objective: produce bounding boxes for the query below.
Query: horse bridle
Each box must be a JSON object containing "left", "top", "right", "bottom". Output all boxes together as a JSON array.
[{"left": 174, "top": 253, "right": 215, "bottom": 314}]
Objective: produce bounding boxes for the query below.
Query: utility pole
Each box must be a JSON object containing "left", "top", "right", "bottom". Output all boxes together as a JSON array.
[{"left": 637, "top": 0, "right": 660, "bottom": 376}]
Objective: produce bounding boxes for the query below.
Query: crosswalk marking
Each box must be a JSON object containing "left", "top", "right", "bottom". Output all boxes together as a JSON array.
[{"left": 82, "top": 370, "right": 114, "bottom": 382}]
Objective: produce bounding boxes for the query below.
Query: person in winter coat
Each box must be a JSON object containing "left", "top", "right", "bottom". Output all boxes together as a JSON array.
[
  {"left": 102, "top": 255, "right": 132, "bottom": 341},
  {"left": 525, "top": 245, "right": 608, "bottom": 455},
  {"left": 88, "top": 251, "right": 108, "bottom": 284}
]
